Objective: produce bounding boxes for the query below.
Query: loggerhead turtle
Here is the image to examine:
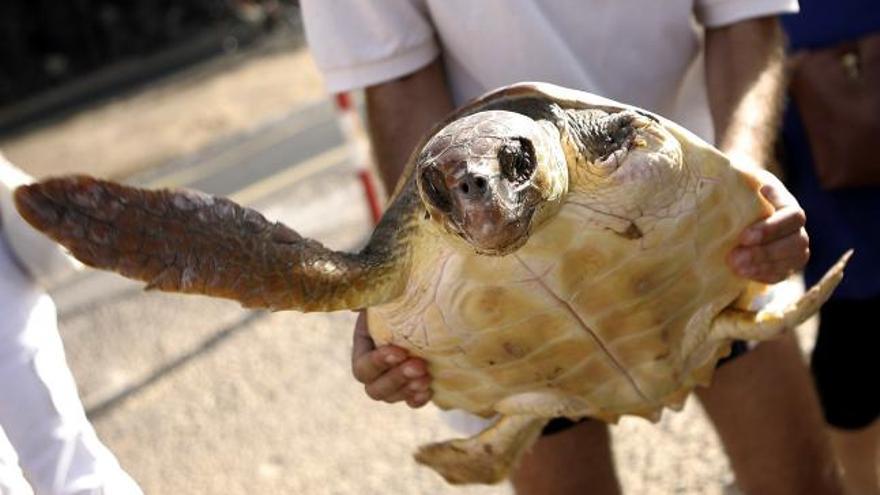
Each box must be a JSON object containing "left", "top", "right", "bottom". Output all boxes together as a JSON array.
[{"left": 14, "top": 82, "right": 850, "bottom": 485}]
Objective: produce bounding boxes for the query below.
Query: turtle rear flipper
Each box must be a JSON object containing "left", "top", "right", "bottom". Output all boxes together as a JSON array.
[
  {"left": 709, "top": 250, "right": 852, "bottom": 340},
  {"left": 14, "top": 175, "right": 422, "bottom": 312},
  {"left": 415, "top": 415, "right": 547, "bottom": 485}
]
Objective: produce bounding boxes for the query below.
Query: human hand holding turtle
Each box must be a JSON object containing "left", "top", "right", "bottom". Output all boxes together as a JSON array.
[
  {"left": 729, "top": 168, "right": 810, "bottom": 284},
  {"left": 352, "top": 311, "right": 432, "bottom": 408}
]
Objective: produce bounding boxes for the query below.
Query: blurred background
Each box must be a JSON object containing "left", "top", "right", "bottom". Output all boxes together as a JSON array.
[{"left": 0, "top": 2, "right": 811, "bottom": 493}]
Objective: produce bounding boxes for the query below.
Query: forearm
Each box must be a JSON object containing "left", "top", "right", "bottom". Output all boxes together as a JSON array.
[
  {"left": 708, "top": 17, "right": 810, "bottom": 282},
  {"left": 706, "top": 16, "right": 786, "bottom": 169},
  {"left": 365, "top": 58, "right": 455, "bottom": 192}
]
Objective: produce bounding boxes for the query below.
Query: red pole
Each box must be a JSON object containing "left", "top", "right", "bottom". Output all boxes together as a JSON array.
[
  {"left": 333, "top": 91, "right": 384, "bottom": 225},
  {"left": 357, "top": 169, "right": 383, "bottom": 225}
]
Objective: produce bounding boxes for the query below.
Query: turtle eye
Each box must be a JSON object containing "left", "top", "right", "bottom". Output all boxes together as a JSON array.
[
  {"left": 498, "top": 138, "right": 536, "bottom": 185},
  {"left": 420, "top": 167, "right": 453, "bottom": 213}
]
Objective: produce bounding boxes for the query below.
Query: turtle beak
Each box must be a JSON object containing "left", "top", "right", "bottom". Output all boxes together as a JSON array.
[{"left": 462, "top": 209, "right": 534, "bottom": 255}]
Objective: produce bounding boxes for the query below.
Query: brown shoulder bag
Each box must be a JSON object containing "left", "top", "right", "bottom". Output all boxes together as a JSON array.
[{"left": 788, "top": 31, "right": 880, "bottom": 189}]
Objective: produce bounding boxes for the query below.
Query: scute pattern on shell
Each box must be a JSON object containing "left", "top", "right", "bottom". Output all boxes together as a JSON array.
[{"left": 369, "top": 149, "right": 766, "bottom": 421}]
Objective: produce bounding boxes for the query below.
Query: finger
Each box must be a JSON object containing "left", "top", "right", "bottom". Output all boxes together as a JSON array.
[
  {"left": 405, "top": 376, "right": 433, "bottom": 394},
  {"left": 363, "top": 358, "right": 429, "bottom": 402},
  {"left": 380, "top": 389, "right": 411, "bottom": 404},
  {"left": 740, "top": 178, "right": 805, "bottom": 246},
  {"left": 352, "top": 346, "right": 410, "bottom": 384},
  {"left": 759, "top": 182, "right": 797, "bottom": 210},
  {"left": 736, "top": 257, "right": 806, "bottom": 284},
  {"left": 351, "top": 312, "right": 409, "bottom": 384},
  {"left": 730, "top": 230, "right": 809, "bottom": 270},
  {"left": 406, "top": 390, "right": 434, "bottom": 408},
  {"left": 740, "top": 207, "right": 807, "bottom": 246},
  {"left": 382, "top": 378, "right": 434, "bottom": 406},
  {"left": 744, "top": 263, "right": 793, "bottom": 284}
]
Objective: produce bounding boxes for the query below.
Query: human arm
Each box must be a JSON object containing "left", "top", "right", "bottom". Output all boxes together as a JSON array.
[
  {"left": 351, "top": 58, "right": 454, "bottom": 408},
  {"left": 365, "top": 58, "right": 455, "bottom": 192},
  {"left": 705, "top": 16, "right": 810, "bottom": 284}
]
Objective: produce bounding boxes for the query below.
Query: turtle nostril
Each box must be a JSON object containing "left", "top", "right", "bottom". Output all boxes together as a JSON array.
[{"left": 459, "top": 175, "right": 490, "bottom": 199}]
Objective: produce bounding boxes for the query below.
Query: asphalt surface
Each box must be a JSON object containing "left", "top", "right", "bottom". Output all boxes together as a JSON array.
[{"left": 45, "top": 97, "right": 750, "bottom": 494}]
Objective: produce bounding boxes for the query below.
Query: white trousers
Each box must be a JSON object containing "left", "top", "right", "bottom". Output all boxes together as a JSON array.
[{"left": 0, "top": 238, "right": 142, "bottom": 495}]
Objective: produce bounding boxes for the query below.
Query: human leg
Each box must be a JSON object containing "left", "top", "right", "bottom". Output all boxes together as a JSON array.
[
  {"left": 827, "top": 421, "right": 880, "bottom": 495},
  {"left": 511, "top": 419, "right": 621, "bottom": 495},
  {"left": 811, "top": 298, "right": 880, "bottom": 494},
  {"left": 697, "top": 332, "right": 844, "bottom": 495}
]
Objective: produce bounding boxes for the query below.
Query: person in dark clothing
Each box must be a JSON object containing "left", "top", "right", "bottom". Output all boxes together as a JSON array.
[{"left": 781, "top": 1, "right": 880, "bottom": 492}]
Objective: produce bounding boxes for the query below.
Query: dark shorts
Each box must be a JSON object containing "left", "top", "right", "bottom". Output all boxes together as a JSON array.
[
  {"left": 541, "top": 340, "right": 750, "bottom": 436},
  {"left": 811, "top": 297, "right": 880, "bottom": 430}
]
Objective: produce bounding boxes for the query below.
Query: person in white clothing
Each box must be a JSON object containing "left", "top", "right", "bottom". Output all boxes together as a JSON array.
[
  {"left": 0, "top": 154, "right": 142, "bottom": 495},
  {"left": 301, "top": 1, "right": 843, "bottom": 493}
]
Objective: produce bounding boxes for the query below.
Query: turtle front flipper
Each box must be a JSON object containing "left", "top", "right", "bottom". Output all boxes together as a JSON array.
[
  {"left": 709, "top": 250, "right": 852, "bottom": 341},
  {"left": 415, "top": 414, "right": 547, "bottom": 485},
  {"left": 14, "top": 175, "right": 423, "bottom": 312}
]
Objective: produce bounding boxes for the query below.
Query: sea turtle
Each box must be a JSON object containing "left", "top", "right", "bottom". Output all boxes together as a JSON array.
[{"left": 14, "top": 82, "right": 850, "bottom": 485}]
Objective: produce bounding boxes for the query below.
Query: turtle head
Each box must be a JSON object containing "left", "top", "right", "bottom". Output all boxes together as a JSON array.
[{"left": 416, "top": 110, "right": 568, "bottom": 255}]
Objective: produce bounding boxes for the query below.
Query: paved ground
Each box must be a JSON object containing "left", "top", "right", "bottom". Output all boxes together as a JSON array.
[
  {"left": 2, "top": 30, "right": 819, "bottom": 494},
  {"left": 0, "top": 26, "right": 326, "bottom": 181}
]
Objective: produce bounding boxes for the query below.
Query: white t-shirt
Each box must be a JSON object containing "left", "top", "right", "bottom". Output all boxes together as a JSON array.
[
  {"left": 0, "top": 154, "right": 82, "bottom": 288},
  {"left": 301, "top": 0, "right": 798, "bottom": 142}
]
